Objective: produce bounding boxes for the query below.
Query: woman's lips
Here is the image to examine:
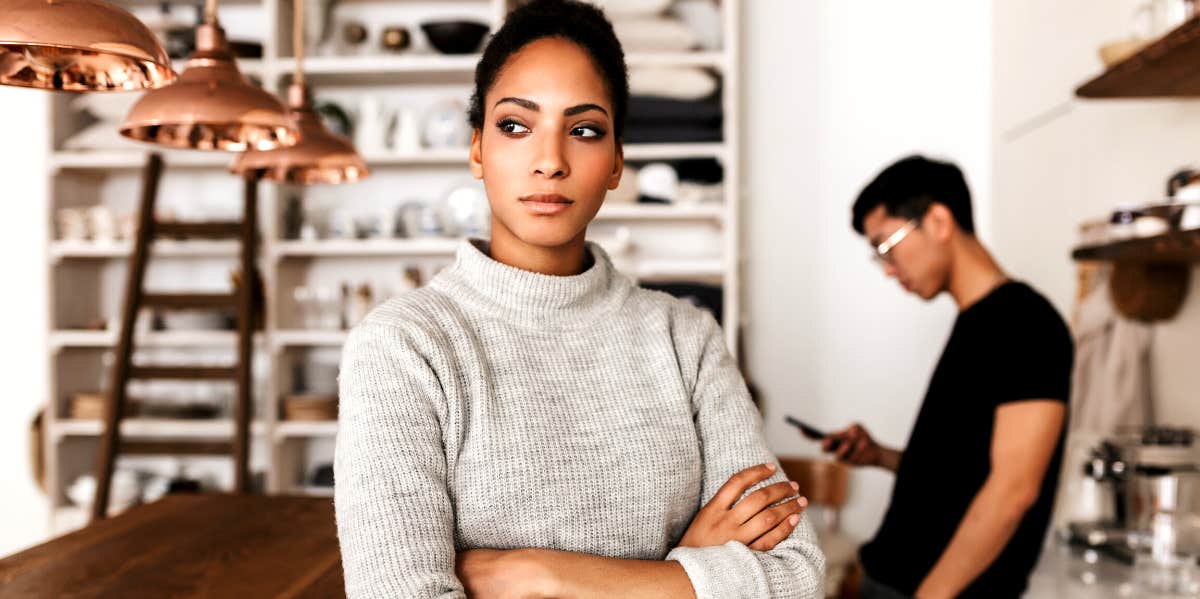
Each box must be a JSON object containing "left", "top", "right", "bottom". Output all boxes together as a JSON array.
[{"left": 519, "top": 193, "right": 574, "bottom": 216}]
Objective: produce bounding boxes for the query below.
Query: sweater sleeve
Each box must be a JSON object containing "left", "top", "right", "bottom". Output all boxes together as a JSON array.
[
  {"left": 334, "top": 320, "right": 465, "bottom": 599},
  {"left": 665, "top": 310, "right": 826, "bottom": 599}
]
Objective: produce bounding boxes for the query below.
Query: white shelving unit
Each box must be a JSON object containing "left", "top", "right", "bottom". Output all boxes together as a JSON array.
[{"left": 42, "top": 0, "right": 741, "bottom": 533}]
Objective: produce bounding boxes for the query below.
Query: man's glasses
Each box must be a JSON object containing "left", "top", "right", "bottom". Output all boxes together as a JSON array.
[{"left": 871, "top": 219, "right": 919, "bottom": 265}]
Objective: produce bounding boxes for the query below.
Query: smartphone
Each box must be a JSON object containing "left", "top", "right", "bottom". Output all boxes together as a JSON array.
[{"left": 784, "top": 416, "right": 827, "bottom": 441}]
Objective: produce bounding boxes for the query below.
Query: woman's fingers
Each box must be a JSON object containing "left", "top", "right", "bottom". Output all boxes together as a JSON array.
[
  {"left": 709, "top": 463, "right": 776, "bottom": 511},
  {"left": 745, "top": 498, "right": 807, "bottom": 550},
  {"left": 730, "top": 480, "right": 799, "bottom": 524}
]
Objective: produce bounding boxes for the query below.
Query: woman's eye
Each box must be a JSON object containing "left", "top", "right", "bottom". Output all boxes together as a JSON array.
[
  {"left": 498, "top": 120, "right": 530, "bottom": 135},
  {"left": 572, "top": 126, "right": 605, "bottom": 139}
]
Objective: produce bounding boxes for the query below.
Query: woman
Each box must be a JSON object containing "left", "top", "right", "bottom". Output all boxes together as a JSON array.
[{"left": 335, "top": 1, "right": 824, "bottom": 597}]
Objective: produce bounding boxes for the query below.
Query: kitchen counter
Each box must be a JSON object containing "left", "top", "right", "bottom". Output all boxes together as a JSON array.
[
  {"left": 1025, "top": 539, "right": 1136, "bottom": 598},
  {"left": 0, "top": 494, "right": 344, "bottom": 598},
  {"left": 1026, "top": 536, "right": 1200, "bottom": 598}
]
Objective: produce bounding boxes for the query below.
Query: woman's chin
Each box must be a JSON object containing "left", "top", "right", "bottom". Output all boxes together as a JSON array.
[{"left": 507, "top": 221, "right": 586, "bottom": 250}]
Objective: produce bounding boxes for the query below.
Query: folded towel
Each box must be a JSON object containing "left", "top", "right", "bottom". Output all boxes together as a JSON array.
[
  {"left": 671, "top": 0, "right": 722, "bottom": 50},
  {"left": 613, "top": 17, "right": 697, "bottom": 52},
  {"left": 590, "top": 0, "right": 671, "bottom": 18},
  {"left": 630, "top": 67, "right": 719, "bottom": 100}
]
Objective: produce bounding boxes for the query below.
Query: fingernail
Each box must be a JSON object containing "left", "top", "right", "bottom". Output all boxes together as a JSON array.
[
  {"left": 788, "top": 515, "right": 799, "bottom": 525},
  {"left": 790, "top": 481, "right": 799, "bottom": 491},
  {"left": 798, "top": 497, "right": 808, "bottom": 507},
  {"left": 766, "top": 463, "right": 776, "bottom": 472}
]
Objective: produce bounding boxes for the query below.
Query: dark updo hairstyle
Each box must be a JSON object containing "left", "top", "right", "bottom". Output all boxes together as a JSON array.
[{"left": 468, "top": 0, "right": 629, "bottom": 140}]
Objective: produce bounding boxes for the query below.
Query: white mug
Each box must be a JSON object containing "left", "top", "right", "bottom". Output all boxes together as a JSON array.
[
  {"left": 1132, "top": 0, "right": 1193, "bottom": 40},
  {"left": 390, "top": 107, "right": 422, "bottom": 155},
  {"left": 354, "top": 96, "right": 388, "bottom": 153}
]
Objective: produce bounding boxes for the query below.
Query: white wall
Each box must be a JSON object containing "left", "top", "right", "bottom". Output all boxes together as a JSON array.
[
  {"left": 0, "top": 86, "right": 50, "bottom": 555},
  {"left": 992, "top": 0, "right": 1200, "bottom": 429},
  {"left": 743, "top": 1, "right": 993, "bottom": 540}
]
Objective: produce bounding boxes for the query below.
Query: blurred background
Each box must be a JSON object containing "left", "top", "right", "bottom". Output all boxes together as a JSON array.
[{"left": 1, "top": 3, "right": 1198, "bottom": 593}]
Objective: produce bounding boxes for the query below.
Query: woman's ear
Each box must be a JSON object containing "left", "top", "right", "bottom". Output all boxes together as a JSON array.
[
  {"left": 469, "top": 129, "right": 484, "bottom": 180},
  {"left": 607, "top": 142, "right": 624, "bottom": 190}
]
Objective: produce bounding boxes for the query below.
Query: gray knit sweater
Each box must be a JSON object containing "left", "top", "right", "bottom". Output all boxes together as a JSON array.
[{"left": 334, "top": 239, "right": 824, "bottom": 598}]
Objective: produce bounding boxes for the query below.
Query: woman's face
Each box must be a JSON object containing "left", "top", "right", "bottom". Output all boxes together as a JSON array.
[{"left": 469, "top": 37, "right": 623, "bottom": 249}]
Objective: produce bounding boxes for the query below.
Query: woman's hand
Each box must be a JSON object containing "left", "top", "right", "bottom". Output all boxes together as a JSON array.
[
  {"left": 456, "top": 548, "right": 558, "bottom": 599},
  {"left": 677, "top": 463, "right": 807, "bottom": 551}
]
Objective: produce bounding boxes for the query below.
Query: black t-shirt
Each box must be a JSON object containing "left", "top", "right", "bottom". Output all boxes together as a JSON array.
[{"left": 858, "top": 282, "right": 1073, "bottom": 598}]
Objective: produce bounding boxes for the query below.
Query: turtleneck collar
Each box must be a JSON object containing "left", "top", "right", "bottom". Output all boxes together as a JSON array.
[{"left": 430, "top": 238, "right": 633, "bottom": 328}]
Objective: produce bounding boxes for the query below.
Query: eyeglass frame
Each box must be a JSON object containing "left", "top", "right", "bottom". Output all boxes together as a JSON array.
[{"left": 871, "top": 218, "right": 920, "bottom": 265}]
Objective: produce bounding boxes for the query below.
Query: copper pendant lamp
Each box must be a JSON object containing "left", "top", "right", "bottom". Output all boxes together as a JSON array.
[
  {"left": 120, "top": 0, "right": 298, "bottom": 151},
  {"left": 0, "top": 0, "right": 175, "bottom": 92},
  {"left": 231, "top": 0, "right": 367, "bottom": 184}
]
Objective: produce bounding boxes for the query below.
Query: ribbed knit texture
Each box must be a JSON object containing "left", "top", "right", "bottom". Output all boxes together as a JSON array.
[{"left": 334, "top": 238, "right": 825, "bottom": 598}]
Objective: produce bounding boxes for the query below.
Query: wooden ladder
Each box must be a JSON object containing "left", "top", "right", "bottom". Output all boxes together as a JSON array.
[{"left": 91, "top": 153, "right": 259, "bottom": 521}]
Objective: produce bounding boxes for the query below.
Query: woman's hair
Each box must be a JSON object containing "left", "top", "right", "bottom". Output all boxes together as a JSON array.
[{"left": 468, "top": 0, "right": 629, "bottom": 139}]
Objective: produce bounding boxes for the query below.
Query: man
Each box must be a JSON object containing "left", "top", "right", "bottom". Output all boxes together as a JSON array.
[{"left": 819, "top": 155, "right": 1072, "bottom": 598}]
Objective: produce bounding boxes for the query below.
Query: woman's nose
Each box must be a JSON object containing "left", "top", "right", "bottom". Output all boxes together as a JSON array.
[{"left": 531, "top": 132, "right": 568, "bottom": 179}]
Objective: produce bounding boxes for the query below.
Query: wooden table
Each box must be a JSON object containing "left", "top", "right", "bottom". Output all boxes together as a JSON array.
[{"left": 0, "top": 494, "right": 345, "bottom": 598}]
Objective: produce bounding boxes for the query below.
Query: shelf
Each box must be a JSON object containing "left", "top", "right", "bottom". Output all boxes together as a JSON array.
[
  {"left": 625, "top": 51, "right": 728, "bottom": 70},
  {"left": 275, "top": 51, "right": 727, "bottom": 81},
  {"left": 623, "top": 143, "right": 726, "bottom": 161},
  {"left": 272, "top": 238, "right": 460, "bottom": 258},
  {"left": 276, "top": 55, "right": 477, "bottom": 84},
  {"left": 1072, "top": 229, "right": 1200, "bottom": 262},
  {"left": 52, "top": 419, "right": 267, "bottom": 440},
  {"left": 275, "top": 421, "right": 338, "bottom": 438},
  {"left": 50, "top": 240, "right": 241, "bottom": 261},
  {"left": 1076, "top": 16, "right": 1200, "bottom": 98},
  {"left": 113, "top": 0, "right": 261, "bottom": 6},
  {"left": 363, "top": 149, "right": 468, "bottom": 166},
  {"left": 273, "top": 330, "right": 349, "bottom": 347},
  {"left": 289, "top": 485, "right": 335, "bottom": 498},
  {"left": 363, "top": 143, "right": 724, "bottom": 166},
  {"left": 50, "top": 144, "right": 725, "bottom": 173},
  {"left": 49, "top": 330, "right": 251, "bottom": 350},
  {"left": 596, "top": 204, "right": 724, "bottom": 221},
  {"left": 631, "top": 257, "right": 725, "bottom": 280},
  {"left": 50, "top": 150, "right": 234, "bottom": 171},
  {"left": 41, "top": 0, "right": 740, "bottom": 507}
]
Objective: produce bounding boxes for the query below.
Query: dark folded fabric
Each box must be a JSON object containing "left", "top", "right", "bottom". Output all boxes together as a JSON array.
[
  {"left": 673, "top": 158, "right": 723, "bottom": 183},
  {"left": 625, "top": 158, "right": 724, "bottom": 184},
  {"left": 628, "top": 95, "right": 723, "bottom": 125},
  {"left": 640, "top": 282, "right": 723, "bottom": 323},
  {"left": 623, "top": 123, "right": 723, "bottom": 144}
]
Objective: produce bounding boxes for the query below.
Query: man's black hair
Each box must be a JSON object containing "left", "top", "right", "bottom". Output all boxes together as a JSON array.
[{"left": 851, "top": 155, "right": 975, "bottom": 235}]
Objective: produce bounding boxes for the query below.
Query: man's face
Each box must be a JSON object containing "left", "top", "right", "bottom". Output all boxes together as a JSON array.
[{"left": 861, "top": 205, "right": 950, "bottom": 301}]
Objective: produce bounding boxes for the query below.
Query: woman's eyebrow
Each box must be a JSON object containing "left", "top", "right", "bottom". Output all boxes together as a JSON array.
[
  {"left": 495, "top": 96, "right": 539, "bottom": 111},
  {"left": 494, "top": 97, "right": 609, "bottom": 118},
  {"left": 564, "top": 103, "right": 608, "bottom": 117}
]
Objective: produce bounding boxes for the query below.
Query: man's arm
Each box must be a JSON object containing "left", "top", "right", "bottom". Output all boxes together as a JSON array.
[{"left": 913, "top": 400, "right": 1065, "bottom": 599}]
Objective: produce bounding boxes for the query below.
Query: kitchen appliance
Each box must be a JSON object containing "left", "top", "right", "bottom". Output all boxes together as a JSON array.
[{"left": 1064, "top": 426, "right": 1200, "bottom": 592}]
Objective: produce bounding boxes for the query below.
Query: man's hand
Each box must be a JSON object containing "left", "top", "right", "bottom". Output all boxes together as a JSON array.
[
  {"left": 823, "top": 423, "right": 902, "bottom": 471},
  {"left": 457, "top": 548, "right": 557, "bottom": 599},
  {"left": 677, "top": 463, "right": 807, "bottom": 551}
]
